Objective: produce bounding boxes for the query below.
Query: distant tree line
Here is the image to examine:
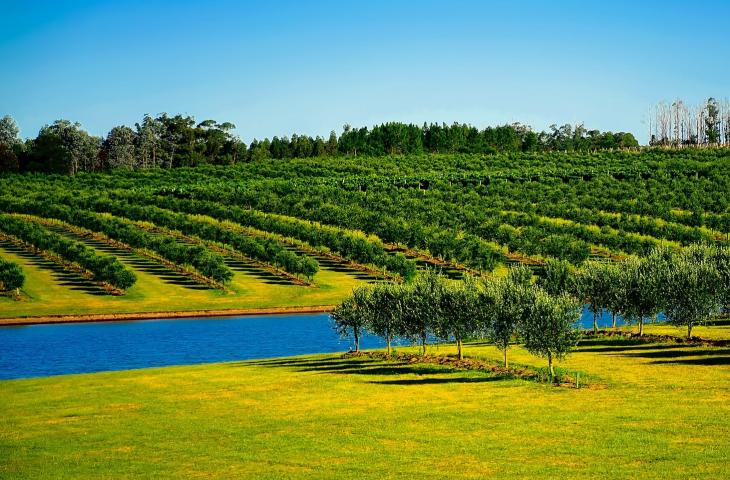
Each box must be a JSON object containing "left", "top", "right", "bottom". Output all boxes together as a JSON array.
[
  {"left": 649, "top": 97, "right": 730, "bottom": 146},
  {"left": 0, "top": 113, "right": 638, "bottom": 174}
]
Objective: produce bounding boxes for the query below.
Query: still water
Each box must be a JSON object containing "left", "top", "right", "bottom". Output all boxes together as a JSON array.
[{"left": 0, "top": 308, "right": 632, "bottom": 380}]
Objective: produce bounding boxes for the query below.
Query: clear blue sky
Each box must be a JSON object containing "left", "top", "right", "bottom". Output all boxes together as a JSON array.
[{"left": 2, "top": 0, "right": 728, "bottom": 143}]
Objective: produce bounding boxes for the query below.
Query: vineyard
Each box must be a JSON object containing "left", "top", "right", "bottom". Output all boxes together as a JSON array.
[{"left": 1, "top": 147, "right": 730, "bottom": 318}]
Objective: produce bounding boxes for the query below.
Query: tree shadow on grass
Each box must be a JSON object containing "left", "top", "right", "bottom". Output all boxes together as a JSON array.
[
  {"left": 240, "top": 355, "right": 511, "bottom": 383},
  {"left": 577, "top": 338, "right": 654, "bottom": 348},
  {"left": 370, "top": 376, "right": 502, "bottom": 386},
  {"left": 621, "top": 348, "right": 730, "bottom": 359},
  {"left": 575, "top": 344, "right": 694, "bottom": 354},
  {"left": 650, "top": 356, "right": 730, "bottom": 366}
]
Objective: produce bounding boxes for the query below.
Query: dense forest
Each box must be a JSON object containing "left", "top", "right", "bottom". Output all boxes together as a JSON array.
[{"left": 0, "top": 114, "right": 639, "bottom": 174}]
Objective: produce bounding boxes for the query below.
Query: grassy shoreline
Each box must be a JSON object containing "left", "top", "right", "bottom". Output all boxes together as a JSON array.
[
  {"left": 0, "top": 304, "right": 335, "bottom": 327},
  {"left": 1, "top": 326, "right": 728, "bottom": 479}
]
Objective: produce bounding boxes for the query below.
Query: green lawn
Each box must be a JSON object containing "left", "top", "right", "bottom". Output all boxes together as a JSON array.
[
  {"left": 0, "top": 244, "right": 366, "bottom": 319},
  {"left": 1, "top": 324, "right": 728, "bottom": 479}
]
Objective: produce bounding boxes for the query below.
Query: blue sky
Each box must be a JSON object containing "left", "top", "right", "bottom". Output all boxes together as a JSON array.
[{"left": 1, "top": 0, "right": 728, "bottom": 143}]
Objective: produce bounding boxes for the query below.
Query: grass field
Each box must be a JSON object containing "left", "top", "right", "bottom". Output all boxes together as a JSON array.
[
  {"left": 1, "top": 324, "right": 728, "bottom": 479},
  {"left": 0, "top": 243, "right": 366, "bottom": 319}
]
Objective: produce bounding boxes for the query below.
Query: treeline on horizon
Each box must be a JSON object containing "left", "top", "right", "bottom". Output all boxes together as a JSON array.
[
  {"left": 0, "top": 113, "right": 640, "bottom": 175},
  {"left": 649, "top": 97, "right": 730, "bottom": 146}
]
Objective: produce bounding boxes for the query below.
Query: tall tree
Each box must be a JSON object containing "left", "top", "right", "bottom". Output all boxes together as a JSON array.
[
  {"left": 102, "top": 126, "right": 137, "bottom": 170},
  {"left": 0, "top": 115, "right": 20, "bottom": 146}
]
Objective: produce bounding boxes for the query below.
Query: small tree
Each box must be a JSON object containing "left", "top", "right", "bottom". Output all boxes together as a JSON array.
[
  {"left": 521, "top": 290, "right": 581, "bottom": 379},
  {"left": 401, "top": 269, "right": 444, "bottom": 355},
  {"left": 487, "top": 265, "right": 535, "bottom": 368},
  {"left": 711, "top": 246, "right": 730, "bottom": 312},
  {"left": 619, "top": 252, "right": 667, "bottom": 336},
  {"left": 436, "top": 275, "right": 480, "bottom": 360},
  {"left": 365, "top": 282, "right": 403, "bottom": 356},
  {"left": 574, "top": 261, "right": 606, "bottom": 333},
  {"left": 664, "top": 246, "right": 722, "bottom": 339},
  {"left": 0, "top": 259, "right": 25, "bottom": 297},
  {"left": 331, "top": 286, "right": 370, "bottom": 353},
  {"left": 601, "top": 262, "right": 625, "bottom": 328},
  {"left": 538, "top": 258, "right": 574, "bottom": 296}
]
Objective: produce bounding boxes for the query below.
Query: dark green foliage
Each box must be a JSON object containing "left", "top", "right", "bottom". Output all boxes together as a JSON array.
[
  {"left": 0, "top": 215, "right": 135, "bottom": 289},
  {"left": 0, "top": 257, "right": 25, "bottom": 292},
  {"left": 0, "top": 201, "right": 231, "bottom": 284}
]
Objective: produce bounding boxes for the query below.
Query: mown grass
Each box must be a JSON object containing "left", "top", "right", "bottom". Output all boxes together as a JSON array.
[
  {"left": 0, "top": 244, "right": 366, "bottom": 318},
  {"left": 1, "top": 324, "right": 728, "bottom": 479}
]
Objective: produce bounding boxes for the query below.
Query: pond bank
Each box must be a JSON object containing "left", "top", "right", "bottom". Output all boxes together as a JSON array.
[{"left": 0, "top": 305, "right": 336, "bottom": 327}]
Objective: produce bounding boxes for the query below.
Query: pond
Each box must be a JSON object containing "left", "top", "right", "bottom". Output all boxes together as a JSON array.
[{"left": 0, "top": 307, "right": 640, "bottom": 380}]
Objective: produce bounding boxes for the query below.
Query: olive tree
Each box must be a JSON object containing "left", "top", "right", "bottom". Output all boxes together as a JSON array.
[
  {"left": 401, "top": 269, "right": 444, "bottom": 355},
  {"left": 521, "top": 289, "right": 581, "bottom": 379},
  {"left": 331, "top": 286, "right": 371, "bottom": 353},
  {"left": 574, "top": 260, "right": 607, "bottom": 333},
  {"left": 365, "top": 282, "right": 404, "bottom": 356},
  {"left": 436, "top": 275, "right": 481, "bottom": 360},
  {"left": 0, "top": 258, "right": 24, "bottom": 297},
  {"left": 711, "top": 246, "right": 730, "bottom": 312},
  {"left": 538, "top": 258, "right": 574, "bottom": 296},
  {"left": 619, "top": 253, "right": 666, "bottom": 336},
  {"left": 487, "top": 265, "right": 535, "bottom": 368},
  {"left": 664, "top": 246, "right": 722, "bottom": 339}
]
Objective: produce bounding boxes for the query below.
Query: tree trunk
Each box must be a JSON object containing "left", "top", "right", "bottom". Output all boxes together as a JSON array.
[
  {"left": 421, "top": 331, "right": 427, "bottom": 356},
  {"left": 354, "top": 330, "right": 360, "bottom": 353},
  {"left": 456, "top": 336, "right": 463, "bottom": 360},
  {"left": 687, "top": 323, "right": 693, "bottom": 340},
  {"left": 503, "top": 348, "right": 508, "bottom": 369},
  {"left": 548, "top": 352, "right": 554, "bottom": 380},
  {"left": 386, "top": 333, "right": 392, "bottom": 356},
  {"left": 638, "top": 318, "right": 644, "bottom": 336},
  {"left": 612, "top": 312, "right": 617, "bottom": 329},
  {"left": 593, "top": 311, "right": 598, "bottom": 333}
]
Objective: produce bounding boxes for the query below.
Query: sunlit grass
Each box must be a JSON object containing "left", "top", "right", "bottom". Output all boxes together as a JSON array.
[{"left": 1, "top": 326, "right": 728, "bottom": 479}]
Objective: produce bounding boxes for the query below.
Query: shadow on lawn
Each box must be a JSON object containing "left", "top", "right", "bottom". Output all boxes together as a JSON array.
[
  {"left": 370, "top": 376, "right": 501, "bottom": 385},
  {"left": 575, "top": 344, "right": 691, "bottom": 354},
  {"left": 240, "top": 355, "right": 506, "bottom": 384},
  {"left": 621, "top": 348, "right": 730, "bottom": 359},
  {"left": 650, "top": 356, "right": 730, "bottom": 366}
]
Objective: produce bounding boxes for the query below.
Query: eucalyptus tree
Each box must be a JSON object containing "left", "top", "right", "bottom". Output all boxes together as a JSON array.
[
  {"left": 331, "top": 286, "right": 371, "bottom": 353},
  {"left": 521, "top": 289, "right": 581, "bottom": 379},
  {"left": 0, "top": 115, "right": 20, "bottom": 146},
  {"left": 135, "top": 114, "right": 165, "bottom": 168},
  {"left": 436, "top": 275, "right": 481, "bottom": 360},
  {"left": 664, "top": 245, "right": 722, "bottom": 339},
  {"left": 487, "top": 265, "right": 535, "bottom": 368},
  {"left": 103, "top": 126, "right": 137, "bottom": 170}
]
